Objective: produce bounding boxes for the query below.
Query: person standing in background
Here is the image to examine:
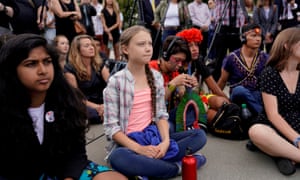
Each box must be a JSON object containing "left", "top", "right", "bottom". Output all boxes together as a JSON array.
[
  {"left": 91, "top": 0, "right": 104, "bottom": 53},
  {"left": 188, "top": 0, "right": 211, "bottom": 59},
  {"left": 101, "top": 0, "right": 120, "bottom": 60},
  {"left": 51, "top": 0, "right": 82, "bottom": 42},
  {"left": 211, "top": 0, "right": 247, "bottom": 81},
  {"left": 275, "top": 0, "right": 299, "bottom": 30},
  {"left": 0, "top": 0, "right": 16, "bottom": 35},
  {"left": 44, "top": 0, "right": 56, "bottom": 43},
  {"left": 11, "top": 0, "right": 46, "bottom": 35},
  {"left": 153, "top": 0, "right": 191, "bottom": 44},
  {"left": 141, "top": 0, "right": 161, "bottom": 59},
  {"left": 253, "top": 0, "right": 278, "bottom": 53},
  {"left": 80, "top": 0, "right": 97, "bottom": 37},
  {"left": 245, "top": 0, "right": 257, "bottom": 22},
  {"left": 207, "top": 0, "right": 217, "bottom": 60}
]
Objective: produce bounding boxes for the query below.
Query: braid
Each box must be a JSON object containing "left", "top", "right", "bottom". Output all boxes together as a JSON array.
[{"left": 145, "top": 64, "right": 156, "bottom": 119}]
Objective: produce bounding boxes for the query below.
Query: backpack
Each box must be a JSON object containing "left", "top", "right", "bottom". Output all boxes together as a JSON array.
[
  {"left": 104, "top": 59, "right": 127, "bottom": 76},
  {"left": 209, "top": 102, "right": 248, "bottom": 140}
]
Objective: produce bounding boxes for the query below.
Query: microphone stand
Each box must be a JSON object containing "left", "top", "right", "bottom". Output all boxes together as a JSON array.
[
  {"left": 128, "top": 0, "right": 145, "bottom": 27},
  {"left": 204, "top": 0, "right": 231, "bottom": 66}
]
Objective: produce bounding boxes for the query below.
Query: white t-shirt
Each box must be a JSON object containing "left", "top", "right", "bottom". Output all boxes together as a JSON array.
[
  {"left": 28, "top": 103, "right": 45, "bottom": 144},
  {"left": 91, "top": 2, "right": 104, "bottom": 35},
  {"left": 164, "top": 3, "right": 180, "bottom": 27}
]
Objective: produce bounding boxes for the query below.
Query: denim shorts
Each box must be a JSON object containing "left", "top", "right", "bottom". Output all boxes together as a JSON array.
[{"left": 39, "top": 161, "right": 111, "bottom": 180}]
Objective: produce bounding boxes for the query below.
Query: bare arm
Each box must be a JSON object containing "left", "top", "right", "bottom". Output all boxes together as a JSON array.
[
  {"left": 65, "top": 72, "right": 102, "bottom": 114},
  {"left": 217, "top": 68, "right": 230, "bottom": 90},
  {"left": 205, "top": 75, "right": 228, "bottom": 99},
  {"left": 112, "top": 131, "right": 162, "bottom": 158},
  {"left": 262, "top": 92, "right": 300, "bottom": 142},
  {"left": 0, "top": 3, "right": 14, "bottom": 17},
  {"left": 100, "top": 13, "right": 109, "bottom": 33},
  {"left": 108, "top": 11, "right": 120, "bottom": 32},
  {"left": 51, "top": 0, "right": 80, "bottom": 18},
  {"left": 101, "top": 65, "right": 111, "bottom": 82}
]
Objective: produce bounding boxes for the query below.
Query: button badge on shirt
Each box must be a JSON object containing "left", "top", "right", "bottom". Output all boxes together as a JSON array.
[{"left": 45, "top": 111, "right": 55, "bottom": 122}]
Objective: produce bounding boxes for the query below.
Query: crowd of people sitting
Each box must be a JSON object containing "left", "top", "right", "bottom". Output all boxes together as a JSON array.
[{"left": 1, "top": 0, "right": 300, "bottom": 179}]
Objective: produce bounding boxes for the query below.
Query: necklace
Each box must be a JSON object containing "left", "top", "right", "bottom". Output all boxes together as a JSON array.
[{"left": 240, "top": 51, "right": 259, "bottom": 71}]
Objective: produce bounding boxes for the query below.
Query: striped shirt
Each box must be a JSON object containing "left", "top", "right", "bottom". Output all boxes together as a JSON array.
[
  {"left": 188, "top": 1, "right": 211, "bottom": 28},
  {"left": 215, "top": 0, "right": 246, "bottom": 27}
]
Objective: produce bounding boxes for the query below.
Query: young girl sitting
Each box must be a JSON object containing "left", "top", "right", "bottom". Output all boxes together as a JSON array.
[
  {"left": 103, "top": 25, "right": 206, "bottom": 179},
  {"left": 0, "top": 34, "right": 127, "bottom": 180}
]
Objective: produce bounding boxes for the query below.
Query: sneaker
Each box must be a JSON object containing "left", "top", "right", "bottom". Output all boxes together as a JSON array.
[
  {"left": 274, "top": 158, "right": 296, "bottom": 175},
  {"left": 175, "top": 161, "right": 182, "bottom": 175},
  {"left": 135, "top": 176, "right": 149, "bottom": 180},
  {"left": 193, "top": 154, "right": 207, "bottom": 169},
  {"left": 246, "top": 140, "right": 259, "bottom": 152}
]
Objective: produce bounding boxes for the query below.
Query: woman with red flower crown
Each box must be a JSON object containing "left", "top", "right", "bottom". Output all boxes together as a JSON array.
[{"left": 175, "top": 28, "right": 231, "bottom": 126}]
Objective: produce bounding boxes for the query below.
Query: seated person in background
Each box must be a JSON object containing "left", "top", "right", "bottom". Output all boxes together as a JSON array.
[
  {"left": 217, "top": 23, "right": 269, "bottom": 117},
  {"left": 248, "top": 27, "right": 300, "bottom": 176},
  {"left": 64, "top": 34, "right": 109, "bottom": 124},
  {"left": 0, "top": 33, "right": 127, "bottom": 180},
  {"left": 93, "top": 36, "right": 111, "bottom": 82},
  {"left": 104, "top": 25, "right": 206, "bottom": 179},
  {"left": 176, "top": 28, "right": 230, "bottom": 123},
  {"left": 149, "top": 36, "right": 201, "bottom": 131},
  {"left": 53, "top": 35, "right": 70, "bottom": 69}
]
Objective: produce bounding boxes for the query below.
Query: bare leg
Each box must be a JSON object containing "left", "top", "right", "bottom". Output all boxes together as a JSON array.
[
  {"left": 249, "top": 124, "right": 300, "bottom": 163},
  {"left": 113, "top": 42, "right": 120, "bottom": 61},
  {"left": 207, "top": 108, "right": 217, "bottom": 125},
  {"left": 208, "top": 96, "right": 229, "bottom": 110},
  {"left": 93, "top": 171, "right": 128, "bottom": 180},
  {"left": 104, "top": 45, "right": 110, "bottom": 59}
]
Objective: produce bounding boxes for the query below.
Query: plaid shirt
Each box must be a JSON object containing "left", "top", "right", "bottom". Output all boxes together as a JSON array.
[
  {"left": 103, "top": 67, "right": 169, "bottom": 142},
  {"left": 215, "top": 0, "right": 246, "bottom": 28}
]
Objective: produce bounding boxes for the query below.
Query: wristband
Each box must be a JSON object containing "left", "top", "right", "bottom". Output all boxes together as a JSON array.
[
  {"left": 167, "top": 83, "right": 176, "bottom": 92},
  {"left": 293, "top": 136, "right": 300, "bottom": 147}
]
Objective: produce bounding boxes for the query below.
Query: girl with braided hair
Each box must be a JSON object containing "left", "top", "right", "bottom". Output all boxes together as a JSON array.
[{"left": 103, "top": 25, "right": 206, "bottom": 179}]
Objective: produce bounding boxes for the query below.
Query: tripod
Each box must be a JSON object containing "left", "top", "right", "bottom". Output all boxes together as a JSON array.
[
  {"left": 204, "top": 0, "right": 231, "bottom": 65},
  {"left": 128, "top": 0, "right": 145, "bottom": 27}
]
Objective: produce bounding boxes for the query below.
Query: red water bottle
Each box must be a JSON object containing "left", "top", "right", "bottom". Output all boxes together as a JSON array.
[{"left": 182, "top": 147, "right": 197, "bottom": 180}]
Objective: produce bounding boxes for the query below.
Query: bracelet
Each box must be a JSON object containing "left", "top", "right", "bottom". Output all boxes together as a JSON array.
[
  {"left": 293, "top": 136, "right": 300, "bottom": 147},
  {"left": 167, "top": 83, "right": 176, "bottom": 92}
]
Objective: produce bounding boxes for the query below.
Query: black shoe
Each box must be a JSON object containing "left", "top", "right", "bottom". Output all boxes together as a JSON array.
[
  {"left": 274, "top": 158, "right": 296, "bottom": 175},
  {"left": 246, "top": 140, "right": 258, "bottom": 152}
]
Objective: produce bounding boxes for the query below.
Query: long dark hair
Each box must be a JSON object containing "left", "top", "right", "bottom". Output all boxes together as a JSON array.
[{"left": 0, "top": 34, "right": 87, "bottom": 152}]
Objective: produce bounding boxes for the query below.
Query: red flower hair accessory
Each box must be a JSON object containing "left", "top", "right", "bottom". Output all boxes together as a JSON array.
[{"left": 176, "top": 28, "right": 203, "bottom": 44}]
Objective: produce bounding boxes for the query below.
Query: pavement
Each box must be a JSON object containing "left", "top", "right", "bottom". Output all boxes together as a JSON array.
[
  {"left": 86, "top": 124, "right": 300, "bottom": 180},
  {"left": 93, "top": 50, "right": 300, "bottom": 179}
]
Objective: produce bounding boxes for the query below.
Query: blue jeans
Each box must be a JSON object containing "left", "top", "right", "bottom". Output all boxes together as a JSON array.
[
  {"left": 108, "top": 129, "right": 206, "bottom": 179},
  {"left": 230, "top": 86, "right": 263, "bottom": 114},
  {"left": 162, "top": 29, "right": 178, "bottom": 44}
]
